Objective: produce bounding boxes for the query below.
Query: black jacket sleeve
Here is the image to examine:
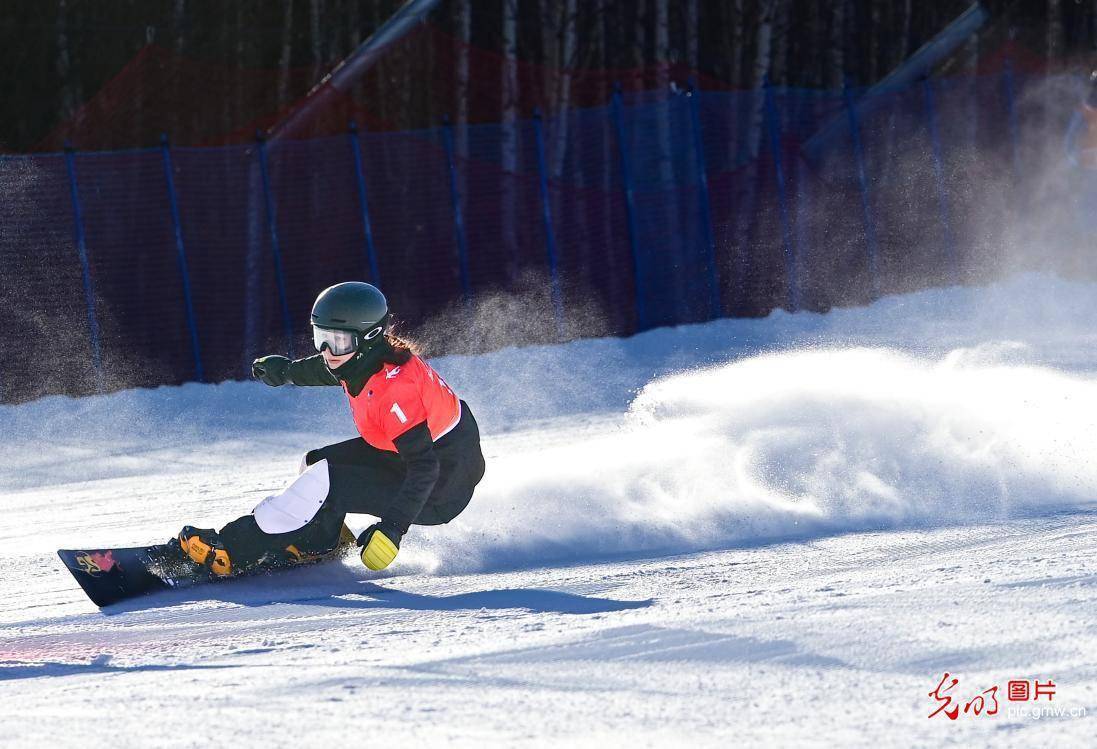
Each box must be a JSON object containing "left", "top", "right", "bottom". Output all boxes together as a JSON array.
[
  {"left": 383, "top": 422, "right": 441, "bottom": 534},
  {"left": 287, "top": 354, "right": 340, "bottom": 386}
]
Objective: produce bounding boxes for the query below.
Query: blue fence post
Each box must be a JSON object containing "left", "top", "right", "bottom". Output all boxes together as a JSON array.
[
  {"left": 1002, "top": 58, "right": 1021, "bottom": 182},
  {"left": 348, "top": 121, "right": 382, "bottom": 285},
  {"left": 255, "top": 130, "right": 295, "bottom": 357},
  {"left": 532, "top": 108, "right": 566, "bottom": 340},
  {"left": 686, "top": 79, "right": 722, "bottom": 320},
  {"left": 159, "top": 134, "right": 204, "bottom": 383},
  {"left": 764, "top": 76, "right": 799, "bottom": 311},
  {"left": 843, "top": 77, "right": 881, "bottom": 299},
  {"left": 610, "top": 82, "right": 645, "bottom": 331},
  {"left": 441, "top": 116, "right": 472, "bottom": 305},
  {"left": 921, "top": 77, "right": 957, "bottom": 280},
  {"left": 63, "top": 141, "right": 103, "bottom": 390}
]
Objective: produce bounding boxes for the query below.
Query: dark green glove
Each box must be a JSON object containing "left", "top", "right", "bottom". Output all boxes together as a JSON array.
[{"left": 252, "top": 355, "right": 291, "bottom": 386}]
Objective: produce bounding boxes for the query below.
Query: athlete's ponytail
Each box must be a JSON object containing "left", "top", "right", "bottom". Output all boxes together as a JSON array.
[{"left": 382, "top": 329, "right": 418, "bottom": 365}]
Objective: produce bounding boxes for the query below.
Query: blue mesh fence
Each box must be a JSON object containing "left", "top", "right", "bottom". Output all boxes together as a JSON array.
[{"left": 0, "top": 70, "right": 1081, "bottom": 403}]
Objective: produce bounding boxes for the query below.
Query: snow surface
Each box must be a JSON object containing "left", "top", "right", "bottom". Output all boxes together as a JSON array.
[{"left": 3, "top": 273, "right": 1097, "bottom": 746}]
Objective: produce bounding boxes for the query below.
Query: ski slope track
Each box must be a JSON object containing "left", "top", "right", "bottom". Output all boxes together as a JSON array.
[{"left": 3, "top": 274, "right": 1097, "bottom": 746}]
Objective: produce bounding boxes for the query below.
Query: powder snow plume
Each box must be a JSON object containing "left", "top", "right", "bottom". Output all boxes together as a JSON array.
[{"left": 406, "top": 344, "right": 1097, "bottom": 574}]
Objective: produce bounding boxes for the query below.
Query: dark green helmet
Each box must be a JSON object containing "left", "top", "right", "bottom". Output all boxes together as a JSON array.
[{"left": 310, "top": 282, "right": 390, "bottom": 355}]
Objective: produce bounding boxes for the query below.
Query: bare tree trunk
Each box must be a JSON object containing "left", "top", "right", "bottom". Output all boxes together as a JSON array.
[
  {"left": 686, "top": 0, "right": 699, "bottom": 72},
  {"left": 653, "top": 0, "right": 671, "bottom": 188},
  {"left": 809, "top": 0, "right": 824, "bottom": 87},
  {"left": 747, "top": 0, "right": 776, "bottom": 159},
  {"left": 173, "top": 0, "right": 185, "bottom": 53},
  {"left": 235, "top": 4, "right": 246, "bottom": 136},
  {"left": 732, "top": 0, "right": 777, "bottom": 313},
  {"left": 1047, "top": 0, "right": 1063, "bottom": 64},
  {"left": 278, "top": 0, "right": 295, "bottom": 111},
  {"left": 219, "top": 14, "right": 232, "bottom": 143},
  {"left": 397, "top": 0, "right": 413, "bottom": 130},
  {"left": 827, "top": 0, "right": 845, "bottom": 90},
  {"left": 772, "top": 0, "right": 791, "bottom": 86},
  {"left": 653, "top": 0, "right": 684, "bottom": 320},
  {"left": 327, "top": 0, "right": 342, "bottom": 74},
  {"left": 869, "top": 0, "right": 882, "bottom": 82},
  {"left": 899, "top": 0, "right": 913, "bottom": 60},
  {"left": 502, "top": 0, "right": 519, "bottom": 169},
  {"left": 455, "top": 0, "right": 470, "bottom": 157},
  {"left": 580, "top": 0, "right": 608, "bottom": 301},
  {"left": 730, "top": 0, "right": 744, "bottom": 88},
  {"left": 370, "top": 1, "right": 386, "bottom": 125},
  {"left": 349, "top": 0, "right": 361, "bottom": 47},
  {"left": 501, "top": 0, "right": 520, "bottom": 281},
  {"left": 243, "top": 2, "right": 264, "bottom": 364},
  {"left": 550, "top": 0, "right": 578, "bottom": 177},
  {"left": 1093, "top": 0, "right": 1097, "bottom": 52},
  {"left": 540, "top": 0, "right": 559, "bottom": 110},
  {"left": 310, "top": 0, "right": 323, "bottom": 81},
  {"left": 654, "top": 0, "right": 672, "bottom": 183},
  {"left": 172, "top": 0, "right": 185, "bottom": 138},
  {"left": 654, "top": 0, "right": 669, "bottom": 88},
  {"left": 56, "top": 0, "right": 78, "bottom": 121}
]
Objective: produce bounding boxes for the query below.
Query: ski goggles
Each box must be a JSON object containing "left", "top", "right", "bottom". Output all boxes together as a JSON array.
[{"left": 312, "top": 324, "right": 384, "bottom": 356}]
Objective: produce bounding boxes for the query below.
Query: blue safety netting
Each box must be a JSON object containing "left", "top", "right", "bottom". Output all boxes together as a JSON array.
[{"left": 0, "top": 71, "right": 1079, "bottom": 402}]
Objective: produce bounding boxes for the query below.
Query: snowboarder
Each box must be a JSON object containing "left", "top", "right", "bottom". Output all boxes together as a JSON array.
[{"left": 177, "top": 281, "right": 486, "bottom": 576}]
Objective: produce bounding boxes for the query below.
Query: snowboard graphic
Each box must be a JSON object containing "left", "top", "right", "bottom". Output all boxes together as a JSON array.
[{"left": 58, "top": 524, "right": 356, "bottom": 607}]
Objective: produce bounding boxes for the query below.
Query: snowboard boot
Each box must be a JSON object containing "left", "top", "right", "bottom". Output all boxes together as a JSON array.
[{"left": 177, "top": 526, "right": 233, "bottom": 577}]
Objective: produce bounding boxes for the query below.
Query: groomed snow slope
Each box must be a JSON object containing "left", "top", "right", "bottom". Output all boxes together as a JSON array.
[{"left": 2, "top": 274, "right": 1097, "bottom": 746}]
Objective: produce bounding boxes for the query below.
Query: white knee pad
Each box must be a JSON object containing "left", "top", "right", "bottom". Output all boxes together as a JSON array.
[{"left": 253, "top": 459, "right": 331, "bottom": 534}]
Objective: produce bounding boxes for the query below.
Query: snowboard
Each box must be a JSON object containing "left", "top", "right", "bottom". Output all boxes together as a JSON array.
[{"left": 58, "top": 524, "right": 357, "bottom": 608}]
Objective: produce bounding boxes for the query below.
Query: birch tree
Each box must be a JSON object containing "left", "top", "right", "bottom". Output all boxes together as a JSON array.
[
  {"left": 730, "top": 0, "right": 744, "bottom": 88},
  {"left": 56, "top": 0, "right": 78, "bottom": 121},
  {"left": 501, "top": 0, "right": 520, "bottom": 281},
  {"left": 654, "top": 0, "right": 671, "bottom": 182},
  {"left": 686, "top": 0, "right": 699, "bottom": 72},
  {"left": 772, "top": 0, "right": 791, "bottom": 86},
  {"left": 654, "top": 0, "right": 669, "bottom": 89},
  {"left": 540, "top": 0, "right": 559, "bottom": 112},
  {"left": 172, "top": 0, "right": 186, "bottom": 136},
  {"left": 277, "top": 0, "right": 294, "bottom": 111},
  {"left": 1093, "top": 0, "right": 1097, "bottom": 53},
  {"left": 746, "top": 0, "right": 776, "bottom": 160},
  {"left": 173, "top": 0, "right": 186, "bottom": 54},
  {"left": 455, "top": 0, "right": 471, "bottom": 159},
  {"left": 827, "top": 0, "right": 845, "bottom": 91},
  {"left": 310, "top": 0, "right": 323, "bottom": 82},
  {"left": 501, "top": 0, "right": 519, "bottom": 166},
  {"left": 550, "top": 0, "right": 579, "bottom": 177},
  {"left": 1047, "top": 0, "right": 1063, "bottom": 63},
  {"left": 869, "top": 0, "right": 882, "bottom": 82},
  {"left": 899, "top": 0, "right": 913, "bottom": 61}
]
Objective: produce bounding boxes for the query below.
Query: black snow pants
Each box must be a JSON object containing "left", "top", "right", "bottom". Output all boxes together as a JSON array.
[{"left": 220, "top": 401, "right": 485, "bottom": 569}]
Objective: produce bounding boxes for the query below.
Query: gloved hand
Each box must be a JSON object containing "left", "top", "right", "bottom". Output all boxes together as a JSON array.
[
  {"left": 252, "top": 355, "right": 291, "bottom": 386},
  {"left": 357, "top": 520, "right": 403, "bottom": 571}
]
